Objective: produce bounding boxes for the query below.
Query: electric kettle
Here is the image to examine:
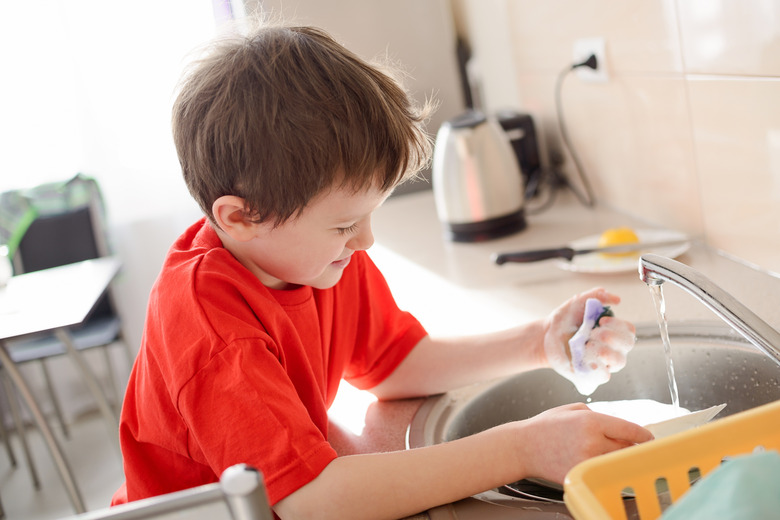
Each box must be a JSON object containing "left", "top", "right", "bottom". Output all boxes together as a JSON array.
[{"left": 432, "top": 111, "right": 527, "bottom": 242}]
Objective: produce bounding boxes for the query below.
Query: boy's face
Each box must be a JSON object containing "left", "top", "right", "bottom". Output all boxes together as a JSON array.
[{"left": 237, "top": 183, "right": 390, "bottom": 290}]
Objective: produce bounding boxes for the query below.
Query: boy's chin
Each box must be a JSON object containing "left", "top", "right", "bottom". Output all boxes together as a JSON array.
[{"left": 307, "top": 268, "right": 346, "bottom": 290}]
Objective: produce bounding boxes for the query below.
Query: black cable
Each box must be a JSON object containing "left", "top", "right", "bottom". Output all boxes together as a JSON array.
[
  {"left": 524, "top": 165, "right": 559, "bottom": 216},
  {"left": 553, "top": 55, "right": 598, "bottom": 207}
]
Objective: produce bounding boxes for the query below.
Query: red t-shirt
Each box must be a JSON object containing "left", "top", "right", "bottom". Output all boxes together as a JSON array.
[{"left": 113, "top": 219, "right": 426, "bottom": 506}]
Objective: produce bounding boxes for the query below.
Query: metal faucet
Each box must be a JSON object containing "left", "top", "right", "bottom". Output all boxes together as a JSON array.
[{"left": 639, "top": 253, "right": 780, "bottom": 367}]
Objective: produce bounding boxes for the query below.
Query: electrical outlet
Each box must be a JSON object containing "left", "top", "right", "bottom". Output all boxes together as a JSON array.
[{"left": 573, "top": 37, "right": 608, "bottom": 82}]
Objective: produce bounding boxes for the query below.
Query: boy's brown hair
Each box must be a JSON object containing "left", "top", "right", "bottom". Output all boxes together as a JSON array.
[{"left": 172, "top": 23, "right": 434, "bottom": 226}]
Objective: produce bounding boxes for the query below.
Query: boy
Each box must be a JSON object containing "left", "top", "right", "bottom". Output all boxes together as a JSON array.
[{"left": 113, "top": 23, "right": 651, "bottom": 519}]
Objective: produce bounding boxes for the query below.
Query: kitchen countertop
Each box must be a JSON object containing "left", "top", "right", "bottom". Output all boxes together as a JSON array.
[{"left": 327, "top": 188, "right": 780, "bottom": 519}]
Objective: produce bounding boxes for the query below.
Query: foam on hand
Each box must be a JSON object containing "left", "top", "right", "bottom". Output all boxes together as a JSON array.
[{"left": 568, "top": 298, "right": 611, "bottom": 395}]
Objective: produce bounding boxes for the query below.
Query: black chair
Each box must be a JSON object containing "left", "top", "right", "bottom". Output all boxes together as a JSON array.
[{"left": 0, "top": 175, "right": 130, "bottom": 487}]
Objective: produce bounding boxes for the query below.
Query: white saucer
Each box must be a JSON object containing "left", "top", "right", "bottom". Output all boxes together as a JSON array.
[{"left": 555, "top": 229, "right": 691, "bottom": 273}]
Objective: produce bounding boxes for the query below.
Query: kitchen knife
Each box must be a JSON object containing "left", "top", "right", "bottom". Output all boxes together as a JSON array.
[{"left": 492, "top": 238, "right": 691, "bottom": 265}]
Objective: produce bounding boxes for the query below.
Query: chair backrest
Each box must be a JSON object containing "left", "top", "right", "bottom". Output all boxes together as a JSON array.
[
  {"left": 7, "top": 174, "right": 114, "bottom": 319},
  {"left": 10, "top": 174, "right": 109, "bottom": 270},
  {"left": 66, "top": 464, "right": 274, "bottom": 520},
  {"left": 17, "top": 205, "right": 101, "bottom": 271}
]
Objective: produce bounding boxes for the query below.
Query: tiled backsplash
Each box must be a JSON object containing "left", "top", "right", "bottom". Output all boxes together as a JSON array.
[{"left": 452, "top": 0, "right": 780, "bottom": 274}]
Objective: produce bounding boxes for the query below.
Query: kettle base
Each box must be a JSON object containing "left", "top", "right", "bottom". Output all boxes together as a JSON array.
[{"left": 445, "top": 210, "right": 526, "bottom": 242}]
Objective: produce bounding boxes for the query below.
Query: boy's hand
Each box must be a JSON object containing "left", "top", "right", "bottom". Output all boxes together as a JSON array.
[
  {"left": 542, "top": 288, "right": 636, "bottom": 395},
  {"left": 516, "top": 403, "right": 653, "bottom": 484}
]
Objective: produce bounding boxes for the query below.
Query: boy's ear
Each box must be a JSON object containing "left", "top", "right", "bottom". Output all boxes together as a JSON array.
[{"left": 212, "top": 195, "right": 264, "bottom": 241}]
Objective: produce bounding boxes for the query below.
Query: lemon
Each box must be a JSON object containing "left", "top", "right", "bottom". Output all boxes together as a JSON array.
[{"left": 598, "top": 227, "right": 639, "bottom": 257}]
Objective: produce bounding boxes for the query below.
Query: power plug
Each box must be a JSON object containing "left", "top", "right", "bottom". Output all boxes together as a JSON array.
[{"left": 572, "top": 38, "right": 608, "bottom": 82}]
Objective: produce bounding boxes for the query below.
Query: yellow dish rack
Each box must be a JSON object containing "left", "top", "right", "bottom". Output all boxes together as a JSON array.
[{"left": 563, "top": 398, "right": 780, "bottom": 519}]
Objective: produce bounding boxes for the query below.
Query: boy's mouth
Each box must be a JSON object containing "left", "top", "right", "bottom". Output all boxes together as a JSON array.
[{"left": 331, "top": 255, "right": 351, "bottom": 269}]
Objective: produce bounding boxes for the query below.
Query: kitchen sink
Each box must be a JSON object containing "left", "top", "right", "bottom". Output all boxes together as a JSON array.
[{"left": 407, "top": 321, "right": 780, "bottom": 514}]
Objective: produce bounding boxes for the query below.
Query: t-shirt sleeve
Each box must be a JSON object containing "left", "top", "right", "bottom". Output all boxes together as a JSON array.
[
  {"left": 177, "top": 339, "right": 337, "bottom": 506},
  {"left": 341, "top": 252, "right": 428, "bottom": 390}
]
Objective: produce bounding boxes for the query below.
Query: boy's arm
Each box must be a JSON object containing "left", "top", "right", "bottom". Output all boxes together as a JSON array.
[
  {"left": 368, "top": 321, "right": 547, "bottom": 400},
  {"left": 273, "top": 402, "right": 652, "bottom": 520},
  {"left": 369, "top": 287, "right": 635, "bottom": 400}
]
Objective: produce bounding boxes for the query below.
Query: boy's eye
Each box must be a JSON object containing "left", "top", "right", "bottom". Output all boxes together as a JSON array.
[{"left": 336, "top": 223, "right": 359, "bottom": 236}]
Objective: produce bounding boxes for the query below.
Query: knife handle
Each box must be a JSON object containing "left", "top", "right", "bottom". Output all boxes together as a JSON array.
[{"left": 493, "top": 247, "right": 576, "bottom": 265}]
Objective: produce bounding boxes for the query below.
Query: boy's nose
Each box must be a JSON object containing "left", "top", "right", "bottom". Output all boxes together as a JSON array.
[{"left": 347, "top": 218, "right": 374, "bottom": 251}]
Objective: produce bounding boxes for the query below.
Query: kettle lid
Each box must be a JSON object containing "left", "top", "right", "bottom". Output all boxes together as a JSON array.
[{"left": 447, "top": 110, "right": 487, "bottom": 129}]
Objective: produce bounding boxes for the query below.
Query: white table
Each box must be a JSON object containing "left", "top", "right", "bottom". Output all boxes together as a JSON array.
[{"left": 0, "top": 257, "right": 122, "bottom": 513}]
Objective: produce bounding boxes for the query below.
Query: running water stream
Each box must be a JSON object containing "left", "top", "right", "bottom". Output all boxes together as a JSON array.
[{"left": 648, "top": 284, "right": 681, "bottom": 409}]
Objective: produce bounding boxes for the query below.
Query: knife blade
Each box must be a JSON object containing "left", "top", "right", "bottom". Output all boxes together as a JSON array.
[{"left": 492, "top": 238, "right": 690, "bottom": 265}]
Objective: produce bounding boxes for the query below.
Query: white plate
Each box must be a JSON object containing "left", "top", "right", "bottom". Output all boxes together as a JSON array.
[
  {"left": 645, "top": 403, "right": 727, "bottom": 439},
  {"left": 555, "top": 229, "right": 691, "bottom": 273}
]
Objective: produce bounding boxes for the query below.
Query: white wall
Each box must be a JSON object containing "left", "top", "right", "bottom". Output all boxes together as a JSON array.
[{"left": 0, "top": 1, "right": 215, "bottom": 219}]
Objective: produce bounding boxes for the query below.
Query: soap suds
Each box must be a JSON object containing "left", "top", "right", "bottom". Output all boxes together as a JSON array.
[{"left": 568, "top": 298, "right": 611, "bottom": 395}]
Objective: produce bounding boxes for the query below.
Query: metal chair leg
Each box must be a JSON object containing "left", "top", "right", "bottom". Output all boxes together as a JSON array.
[
  {"left": 1, "top": 372, "right": 41, "bottom": 489},
  {"left": 54, "top": 329, "right": 120, "bottom": 454},
  {"left": 0, "top": 341, "right": 85, "bottom": 513},
  {"left": 112, "top": 330, "right": 135, "bottom": 410},
  {"left": 100, "top": 345, "right": 120, "bottom": 415},
  {"left": 0, "top": 379, "right": 17, "bottom": 468},
  {"left": 39, "top": 359, "right": 70, "bottom": 438}
]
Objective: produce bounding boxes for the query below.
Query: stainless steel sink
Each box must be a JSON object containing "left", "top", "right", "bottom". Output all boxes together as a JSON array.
[{"left": 408, "top": 321, "right": 780, "bottom": 512}]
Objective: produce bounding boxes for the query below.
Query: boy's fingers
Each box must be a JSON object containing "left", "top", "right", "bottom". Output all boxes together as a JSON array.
[
  {"left": 598, "top": 414, "right": 655, "bottom": 444},
  {"left": 580, "top": 287, "right": 621, "bottom": 305}
]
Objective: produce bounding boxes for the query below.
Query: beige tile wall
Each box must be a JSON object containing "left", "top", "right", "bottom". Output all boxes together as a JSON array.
[{"left": 453, "top": 0, "right": 780, "bottom": 274}]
